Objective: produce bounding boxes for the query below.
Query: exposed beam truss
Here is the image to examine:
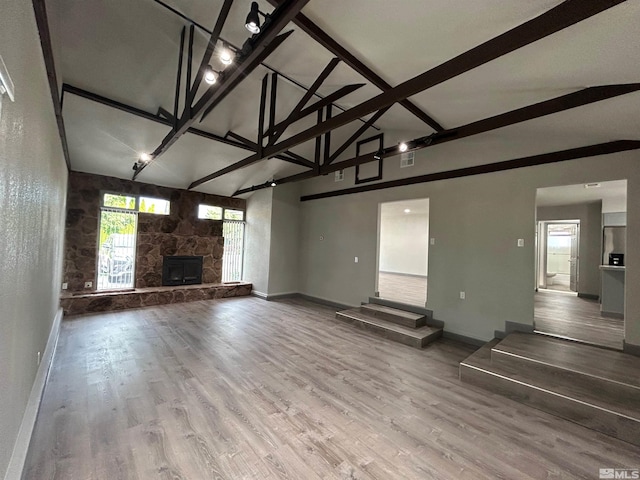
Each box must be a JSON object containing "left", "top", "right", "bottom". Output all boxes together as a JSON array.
[
  {"left": 266, "top": 0, "right": 443, "bottom": 131},
  {"left": 191, "top": 0, "right": 626, "bottom": 190},
  {"left": 62, "top": 84, "right": 310, "bottom": 167},
  {"left": 132, "top": 0, "right": 311, "bottom": 180},
  {"left": 232, "top": 83, "right": 640, "bottom": 195}
]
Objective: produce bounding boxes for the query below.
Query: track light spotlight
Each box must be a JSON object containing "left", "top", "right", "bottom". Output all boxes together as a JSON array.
[
  {"left": 373, "top": 149, "right": 384, "bottom": 161},
  {"left": 204, "top": 66, "right": 218, "bottom": 85},
  {"left": 245, "top": 2, "right": 261, "bottom": 34},
  {"left": 219, "top": 47, "right": 233, "bottom": 66},
  {"left": 270, "top": 180, "right": 277, "bottom": 187},
  {"left": 399, "top": 142, "right": 408, "bottom": 152},
  {"left": 139, "top": 152, "right": 152, "bottom": 163}
]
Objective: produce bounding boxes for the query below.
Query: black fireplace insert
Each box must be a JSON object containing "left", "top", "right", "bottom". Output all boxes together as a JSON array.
[{"left": 162, "top": 256, "right": 203, "bottom": 286}]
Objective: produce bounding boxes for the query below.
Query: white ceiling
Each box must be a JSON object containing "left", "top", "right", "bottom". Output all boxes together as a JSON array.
[
  {"left": 381, "top": 198, "right": 430, "bottom": 218},
  {"left": 49, "top": 1, "right": 640, "bottom": 197},
  {"left": 536, "top": 179, "right": 627, "bottom": 208}
]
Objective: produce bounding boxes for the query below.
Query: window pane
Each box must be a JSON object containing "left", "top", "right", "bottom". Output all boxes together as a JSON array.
[
  {"left": 198, "top": 204, "right": 222, "bottom": 220},
  {"left": 139, "top": 196, "right": 170, "bottom": 215},
  {"left": 104, "top": 193, "right": 136, "bottom": 209},
  {"left": 224, "top": 209, "right": 244, "bottom": 221},
  {"left": 97, "top": 210, "right": 136, "bottom": 290}
]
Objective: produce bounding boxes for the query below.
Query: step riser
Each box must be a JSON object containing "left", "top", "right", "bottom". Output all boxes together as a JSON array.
[
  {"left": 335, "top": 312, "right": 440, "bottom": 349},
  {"left": 359, "top": 305, "right": 426, "bottom": 328},
  {"left": 491, "top": 349, "right": 640, "bottom": 404},
  {"left": 460, "top": 363, "right": 640, "bottom": 447}
]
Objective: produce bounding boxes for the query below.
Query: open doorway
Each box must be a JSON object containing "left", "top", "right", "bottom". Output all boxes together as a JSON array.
[
  {"left": 537, "top": 221, "right": 579, "bottom": 294},
  {"left": 534, "top": 181, "right": 626, "bottom": 350},
  {"left": 376, "top": 198, "right": 429, "bottom": 307}
]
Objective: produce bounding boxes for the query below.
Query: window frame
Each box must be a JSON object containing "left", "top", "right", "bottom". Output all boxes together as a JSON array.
[
  {"left": 197, "top": 203, "right": 246, "bottom": 222},
  {"left": 100, "top": 191, "right": 171, "bottom": 215}
]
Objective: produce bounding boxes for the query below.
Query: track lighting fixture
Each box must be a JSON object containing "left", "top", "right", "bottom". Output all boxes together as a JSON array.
[
  {"left": 270, "top": 180, "right": 277, "bottom": 187},
  {"left": 399, "top": 142, "right": 408, "bottom": 152},
  {"left": 204, "top": 66, "right": 218, "bottom": 85},
  {"left": 219, "top": 47, "right": 233, "bottom": 66},
  {"left": 139, "top": 152, "right": 152, "bottom": 163},
  {"left": 245, "top": 2, "right": 261, "bottom": 34},
  {"left": 373, "top": 149, "right": 384, "bottom": 161}
]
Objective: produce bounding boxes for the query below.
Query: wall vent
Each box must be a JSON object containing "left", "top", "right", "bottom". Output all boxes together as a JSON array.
[
  {"left": 335, "top": 170, "right": 344, "bottom": 182},
  {"left": 400, "top": 152, "right": 414, "bottom": 168}
]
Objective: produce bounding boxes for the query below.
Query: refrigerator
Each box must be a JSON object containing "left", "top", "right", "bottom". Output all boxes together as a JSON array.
[{"left": 602, "top": 226, "right": 626, "bottom": 265}]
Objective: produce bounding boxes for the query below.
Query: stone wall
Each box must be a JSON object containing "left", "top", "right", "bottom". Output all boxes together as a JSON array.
[{"left": 64, "top": 172, "right": 245, "bottom": 292}]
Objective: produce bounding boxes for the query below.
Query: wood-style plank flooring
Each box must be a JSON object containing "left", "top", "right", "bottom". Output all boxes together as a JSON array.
[
  {"left": 377, "top": 272, "right": 427, "bottom": 306},
  {"left": 24, "top": 297, "right": 639, "bottom": 479},
  {"left": 534, "top": 290, "right": 624, "bottom": 350}
]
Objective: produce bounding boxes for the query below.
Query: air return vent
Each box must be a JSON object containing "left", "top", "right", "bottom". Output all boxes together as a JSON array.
[{"left": 400, "top": 152, "right": 415, "bottom": 168}]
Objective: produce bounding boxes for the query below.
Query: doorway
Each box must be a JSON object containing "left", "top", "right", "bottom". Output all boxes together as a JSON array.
[
  {"left": 538, "top": 221, "right": 579, "bottom": 293},
  {"left": 376, "top": 198, "right": 429, "bottom": 307}
]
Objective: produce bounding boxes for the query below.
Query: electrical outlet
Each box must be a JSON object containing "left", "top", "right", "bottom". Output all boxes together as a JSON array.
[
  {"left": 460, "top": 291, "right": 466, "bottom": 300},
  {"left": 354, "top": 257, "right": 359, "bottom": 263},
  {"left": 62, "top": 282, "right": 68, "bottom": 290},
  {"left": 517, "top": 238, "right": 525, "bottom": 247},
  {"left": 84, "top": 281, "right": 92, "bottom": 289},
  {"left": 430, "top": 238, "right": 435, "bottom": 245}
]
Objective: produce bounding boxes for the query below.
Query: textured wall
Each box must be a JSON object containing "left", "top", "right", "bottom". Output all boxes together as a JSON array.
[
  {"left": 379, "top": 213, "right": 429, "bottom": 276},
  {"left": 64, "top": 172, "right": 244, "bottom": 291},
  {"left": 243, "top": 188, "right": 273, "bottom": 295},
  {"left": 0, "top": 1, "right": 68, "bottom": 477},
  {"left": 268, "top": 183, "right": 301, "bottom": 296}
]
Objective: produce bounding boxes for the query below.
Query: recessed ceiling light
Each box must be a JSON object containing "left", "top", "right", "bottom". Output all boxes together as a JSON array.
[
  {"left": 220, "top": 49, "right": 233, "bottom": 66},
  {"left": 139, "top": 153, "right": 152, "bottom": 163},
  {"left": 584, "top": 183, "right": 601, "bottom": 188},
  {"left": 204, "top": 66, "right": 217, "bottom": 85},
  {"left": 399, "top": 142, "right": 408, "bottom": 152},
  {"left": 404, "top": 208, "right": 411, "bottom": 213}
]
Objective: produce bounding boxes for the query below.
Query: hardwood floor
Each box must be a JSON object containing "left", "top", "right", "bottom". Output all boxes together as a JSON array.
[
  {"left": 24, "top": 297, "right": 639, "bottom": 479},
  {"left": 377, "top": 272, "right": 427, "bottom": 306},
  {"left": 534, "top": 290, "right": 624, "bottom": 350}
]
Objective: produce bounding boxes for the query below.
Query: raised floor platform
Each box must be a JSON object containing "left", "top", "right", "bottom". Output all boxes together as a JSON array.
[
  {"left": 460, "top": 332, "right": 640, "bottom": 446},
  {"left": 60, "top": 282, "right": 252, "bottom": 316}
]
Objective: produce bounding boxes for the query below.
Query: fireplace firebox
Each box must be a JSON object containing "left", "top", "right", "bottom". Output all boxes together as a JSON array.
[{"left": 162, "top": 256, "right": 203, "bottom": 286}]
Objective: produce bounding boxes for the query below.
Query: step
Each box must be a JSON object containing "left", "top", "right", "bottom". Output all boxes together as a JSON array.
[
  {"left": 359, "top": 303, "right": 426, "bottom": 328},
  {"left": 460, "top": 336, "right": 640, "bottom": 446},
  {"left": 336, "top": 309, "right": 442, "bottom": 349},
  {"left": 492, "top": 332, "right": 640, "bottom": 393}
]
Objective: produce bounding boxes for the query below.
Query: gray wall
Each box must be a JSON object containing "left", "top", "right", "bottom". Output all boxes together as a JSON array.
[
  {"left": 243, "top": 188, "right": 272, "bottom": 295},
  {"left": 0, "top": 1, "right": 68, "bottom": 477},
  {"left": 268, "top": 183, "right": 301, "bottom": 295},
  {"left": 297, "top": 151, "right": 640, "bottom": 345},
  {"left": 537, "top": 202, "right": 602, "bottom": 297},
  {"left": 379, "top": 213, "right": 429, "bottom": 276}
]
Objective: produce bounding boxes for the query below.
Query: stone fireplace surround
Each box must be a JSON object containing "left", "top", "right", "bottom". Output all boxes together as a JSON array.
[{"left": 63, "top": 172, "right": 246, "bottom": 294}]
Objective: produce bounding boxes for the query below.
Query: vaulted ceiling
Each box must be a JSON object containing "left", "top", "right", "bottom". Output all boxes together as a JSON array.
[{"left": 49, "top": 0, "right": 640, "bottom": 197}]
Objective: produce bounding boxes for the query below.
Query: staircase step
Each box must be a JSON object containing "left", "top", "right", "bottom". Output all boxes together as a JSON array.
[
  {"left": 336, "top": 309, "right": 441, "bottom": 349},
  {"left": 492, "top": 332, "right": 640, "bottom": 392},
  {"left": 359, "top": 303, "right": 426, "bottom": 328},
  {"left": 460, "top": 335, "right": 640, "bottom": 447}
]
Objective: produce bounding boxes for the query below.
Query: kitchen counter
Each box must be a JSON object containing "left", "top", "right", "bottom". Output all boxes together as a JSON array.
[{"left": 599, "top": 265, "right": 625, "bottom": 318}]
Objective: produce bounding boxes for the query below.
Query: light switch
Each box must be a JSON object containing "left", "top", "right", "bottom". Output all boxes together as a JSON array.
[
  {"left": 517, "top": 239, "right": 525, "bottom": 247},
  {"left": 354, "top": 257, "right": 358, "bottom": 263},
  {"left": 460, "top": 291, "right": 465, "bottom": 300},
  {"left": 430, "top": 238, "right": 435, "bottom": 245}
]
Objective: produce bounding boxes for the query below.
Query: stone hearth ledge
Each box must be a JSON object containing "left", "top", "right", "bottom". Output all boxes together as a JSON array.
[{"left": 60, "top": 282, "right": 252, "bottom": 316}]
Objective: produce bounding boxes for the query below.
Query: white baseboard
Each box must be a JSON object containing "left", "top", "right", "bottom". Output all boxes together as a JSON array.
[
  {"left": 251, "top": 290, "right": 268, "bottom": 299},
  {"left": 4, "top": 308, "right": 62, "bottom": 480}
]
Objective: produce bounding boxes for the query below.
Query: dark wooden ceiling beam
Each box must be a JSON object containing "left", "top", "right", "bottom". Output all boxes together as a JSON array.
[
  {"left": 190, "top": 0, "right": 625, "bottom": 190},
  {"left": 301, "top": 141, "right": 640, "bottom": 201},
  {"left": 267, "top": 57, "right": 340, "bottom": 143},
  {"left": 225, "top": 131, "right": 314, "bottom": 168},
  {"left": 266, "top": 83, "right": 365, "bottom": 139},
  {"left": 134, "top": 0, "right": 310, "bottom": 180},
  {"left": 267, "top": 0, "right": 443, "bottom": 131},
  {"left": 233, "top": 82, "right": 640, "bottom": 193}
]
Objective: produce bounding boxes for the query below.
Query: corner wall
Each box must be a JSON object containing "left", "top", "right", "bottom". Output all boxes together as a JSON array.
[
  {"left": 243, "top": 188, "right": 273, "bottom": 296},
  {"left": 0, "top": 1, "right": 68, "bottom": 477}
]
